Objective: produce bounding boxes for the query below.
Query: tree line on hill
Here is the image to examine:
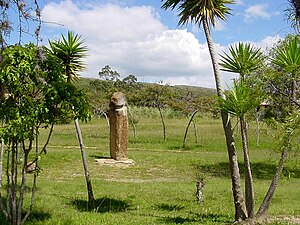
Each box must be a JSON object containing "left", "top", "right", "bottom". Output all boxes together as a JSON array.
[
  {"left": 0, "top": 0, "right": 299, "bottom": 225},
  {"left": 76, "top": 66, "right": 219, "bottom": 119}
]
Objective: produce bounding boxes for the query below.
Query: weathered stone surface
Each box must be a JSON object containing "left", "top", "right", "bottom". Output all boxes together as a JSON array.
[{"left": 108, "top": 92, "right": 128, "bottom": 160}]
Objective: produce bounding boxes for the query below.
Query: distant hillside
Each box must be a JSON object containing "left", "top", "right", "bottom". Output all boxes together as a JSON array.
[
  {"left": 173, "top": 85, "right": 216, "bottom": 97},
  {"left": 76, "top": 77, "right": 216, "bottom": 98}
]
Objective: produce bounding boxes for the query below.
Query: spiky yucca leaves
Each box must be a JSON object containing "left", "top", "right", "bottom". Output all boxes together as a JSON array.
[
  {"left": 271, "top": 35, "right": 300, "bottom": 109},
  {"left": 220, "top": 42, "right": 265, "bottom": 81},
  {"left": 285, "top": 0, "right": 300, "bottom": 32},
  {"left": 218, "top": 81, "right": 261, "bottom": 118},
  {"left": 218, "top": 81, "right": 261, "bottom": 218},
  {"left": 271, "top": 35, "right": 300, "bottom": 76},
  {"left": 161, "top": 0, "right": 234, "bottom": 27},
  {"left": 48, "top": 31, "right": 87, "bottom": 83}
]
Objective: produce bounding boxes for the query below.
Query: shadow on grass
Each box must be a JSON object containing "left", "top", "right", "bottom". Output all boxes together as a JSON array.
[
  {"left": 0, "top": 210, "right": 51, "bottom": 225},
  {"left": 160, "top": 213, "right": 230, "bottom": 224},
  {"left": 72, "top": 197, "right": 131, "bottom": 213},
  {"left": 167, "top": 144, "right": 203, "bottom": 151},
  {"left": 196, "top": 161, "right": 300, "bottom": 180},
  {"left": 90, "top": 155, "right": 111, "bottom": 159},
  {"left": 26, "top": 211, "right": 52, "bottom": 223},
  {"left": 155, "top": 203, "right": 184, "bottom": 211},
  {"left": 2, "top": 184, "right": 40, "bottom": 193}
]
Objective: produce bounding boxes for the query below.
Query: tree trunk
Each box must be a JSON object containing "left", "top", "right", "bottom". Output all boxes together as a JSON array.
[
  {"left": 183, "top": 110, "right": 198, "bottom": 148},
  {"left": 203, "top": 18, "right": 247, "bottom": 221},
  {"left": 42, "top": 122, "right": 54, "bottom": 154},
  {"left": 157, "top": 105, "right": 166, "bottom": 142},
  {"left": 0, "top": 137, "right": 3, "bottom": 189},
  {"left": 6, "top": 146, "right": 11, "bottom": 221},
  {"left": 17, "top": 149, "right": 29, "bottom": 225},
  {"left": 11, "top": 142, "right": 17, "bottom": 225},
  {"left": 21, "top": 139, "right": 38, "bottom": 225},
  {"left": 291, "top": 79, "right": 297, "bottom": 110},
  {"left": 101, "top": 111, "right": 110, "bottom": 133},
  {"left": 256, "top": 148, "right": 288, "bottom": 218},
  {"left": 192, "top": 119, "right": 199, "bottom": 144},
  {"left": 255, "top": 111, "right": 260, "bottom": 147},
  {"left": 0, "top": 134, "right": 9, "bottom": 221},
  {"left": 240, "top": 117, "right": 255, "bottom": 218},
  {"left": 128, "top": 107, "right": 137, "bottom": 139},
  {"left": 74, "top": 118, "right": 95, "bottom": 204}
]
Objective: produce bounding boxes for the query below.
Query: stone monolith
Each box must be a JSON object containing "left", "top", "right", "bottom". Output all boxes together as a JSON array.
[{"left": 108, "top": 92, "right": 128, "bottom": 160}]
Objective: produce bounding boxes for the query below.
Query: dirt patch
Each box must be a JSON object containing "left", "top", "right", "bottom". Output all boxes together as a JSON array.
[
  {"left": 270, "top": 216, "right": 300, "bottom": 224},
  {"left": 103, "top": 177, "right": 181, "bottom": 183},
  {"left": 95, "top": 158, "right": 135, "bottom": 168}
]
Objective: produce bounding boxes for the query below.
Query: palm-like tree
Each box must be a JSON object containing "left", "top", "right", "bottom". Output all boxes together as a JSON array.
[
  {"left": 255, "top": 35, "right": 300, "bottom": 219},
  {"left": 219, "top": 43, "right": 265, "bottom": 218},
  {"left": 49, "top": 31, "right": 87, "bottom": 83},
  {"left": 220, "top": 42, "right": 265, "bottom": 82},
  {"left": 220, "top": 42, "right": 265, "bottom": 215},
  {"left": 48, "top": 31, "right": 95, "bottom": 204},
  {"left": 218, "top": 82, "right": 261, "bottom": 218},
  {"left": 162, "top": 0, "right": 247, "bottom": 220},
  {"left": 271, "top": 36, "right": 300, "bottom": 109}
]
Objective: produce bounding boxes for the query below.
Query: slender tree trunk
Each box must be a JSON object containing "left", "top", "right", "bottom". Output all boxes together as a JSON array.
[
  {"left": 101, "top": 111, "right": 110, "bottom": 132},
  {"left": 128, "top": 107, "right": 137, "bottom": 139},
  {"left": 192, "top": 119, "right": 199, "bottom": 144},
  {"left": 291, "top": 79, "right": 297, "bottom": 110},
  {"left": 21, "top": 138, "right": 38, "bottom": 225},
  {"left": 256, "top": 148, "right": 288, "bottom": 218},
  {"left": 183, "top": 110, "right": 198, "bottom": 148},
  {"left": 0, "top": 136, "right": 3, "bottom": 189},
  {"left": 17, "top": 149, "right": 29, "bottom": 225},
  {"left": 11, "top": 142, "right": 17, "bottom": 225},
  {"left": 203, "top": 19, "right": 247, "bottom": 221},
  {"left": 157, "top": 105, "right": 166, "bottom": 142},
  {"left": 6, "top": 146, "right": 11, "bottom": 221},
  {"left": 0, "top": 132, "right": 9, "bottom": 220},
  {"left": 255, "top": 111, "right": 260, "bottom": 147},
  {"left": 42, "top": 122, "right": 54, "bottom": 154},
  {"left": 74, "top": 118, "right": 95, "bottom": 204},
  {"left": 21, "top": 172, "right": 37, "bottom": 225},
  {"left": 240, "top": 117, "right": 255, "bottom": 218}
]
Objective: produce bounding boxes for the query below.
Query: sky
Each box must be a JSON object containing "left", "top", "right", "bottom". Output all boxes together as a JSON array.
[{"left": 15, "top": 0, "right": 295, "bottom": 88}]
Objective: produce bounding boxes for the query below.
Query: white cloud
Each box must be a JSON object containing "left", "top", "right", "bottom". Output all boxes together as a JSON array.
[
  {"left": 254, "top": 35, "right": 281, "bottom": 51},
  {"left": 214, "top": 20, "right": 226, "bottom": 31},
  {"left": 42, "top": 0, "right": 166, "bottom": 42},
  {"left": 244, "top": 4, "right": 271, "bottom": 22},
  {"left": 235, "top": 0, "right": 245, "bottom": 6},
  {"left": 41, "top": 1, "right": 282, "bottom": 89},
  {"left": 42, "top": 0, "right": 220, "bottom": 87}
]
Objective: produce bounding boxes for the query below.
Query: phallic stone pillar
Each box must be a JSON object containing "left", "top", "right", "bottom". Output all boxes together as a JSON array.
[{"left": 108, "top": 92, "right": 128, "bottom": 160}]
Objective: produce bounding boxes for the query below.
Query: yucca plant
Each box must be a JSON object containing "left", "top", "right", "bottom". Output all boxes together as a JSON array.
[
  {"left": 218, "top": 81, "right": 261, "bottom": 218},
  {"left": 220, "top": 42, "right": 265, "bottom": 81},
  {"left": 48, "top": 31, "right": 87, "bottom": 83},
  {"left": 162, "top": 0, "right": 248, "bottom": 220},
  {"left": 48, "top": 31, "right": 94, "bottom": 204},
  {"left": 219, "top": 81, "right": 261, "bottom": 117},
  {"left": 253, "top": 35, "right": 300, "bottom": 219},
  {"left": 219, "top": 42, "right": 265, "bottom": 218},
  {"left": 271, "top": 35, "right": 300, "bottom": 108}
]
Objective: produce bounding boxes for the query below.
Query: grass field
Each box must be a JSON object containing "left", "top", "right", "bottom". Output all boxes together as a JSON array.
[{"left": 1, "top": 116, "right": 300, "bottom": 225}]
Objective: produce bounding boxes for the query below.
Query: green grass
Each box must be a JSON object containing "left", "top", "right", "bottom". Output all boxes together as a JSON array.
[{"left": 1, "top": 117, "right": 300, "bottom": 224}]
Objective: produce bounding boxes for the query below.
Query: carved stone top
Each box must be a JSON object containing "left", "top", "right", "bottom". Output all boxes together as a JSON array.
[{"left": 109, "top": 92, "right": 127, "bottom": 110}]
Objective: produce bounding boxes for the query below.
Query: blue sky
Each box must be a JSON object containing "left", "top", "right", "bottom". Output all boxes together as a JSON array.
[{"left": 12, "top": 0, "right": 295, "bottom": 88}]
